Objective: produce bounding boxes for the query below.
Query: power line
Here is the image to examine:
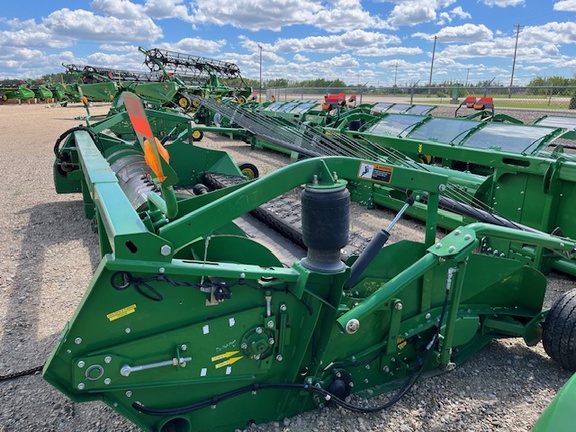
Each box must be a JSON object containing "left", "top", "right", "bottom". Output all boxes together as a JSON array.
[{"left": 509, "top": 24, "right": 524, "bottom": 96}]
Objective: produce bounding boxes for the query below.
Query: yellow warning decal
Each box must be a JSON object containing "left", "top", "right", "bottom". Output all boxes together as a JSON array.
[
  {"left": 215, "top": 356, "right": 243, "bottom": 369},
  {"left": 211, "top": 351, "right": 240, "bottom": 362},
  {"left": 107, "top": 304, "right": 137, "bottom": 321},
  {"left": 358, "top": 162, "right": 393, "bottom": 183}
]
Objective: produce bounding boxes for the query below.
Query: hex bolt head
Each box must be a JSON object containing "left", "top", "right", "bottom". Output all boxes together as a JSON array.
[
  {"left": 181, "top": 344, "right": 187, "bottom": 351},
  {"left": 276, "top": 354, "right": 283, "bottom": 361},
  {"left": 74, "top": 337, "right": 82, "bottom": 345},
  {"left": 394, "top": 302, "right": 403, "bottom": 311},
  {"left": 255, "top": 327, "right": 263, "bottom": 334},
  {"left": 104, "top": 378, "right": 111, "bottom": 385},
  {"left": 266, "top": 320, "right": 274, "bottom": 329},
  {"left": 268, "top": 338, "right": 275, "bottom": 345},
  {"left": 241, "top": 343, "right": 248, "bottom": 350},
  {"left": 125, "top": 328, "right": 131, "bottom": 334},
  {"left": 77, "top": 383, "right": 85, "bottom": 390},
  {"left": 425, "top": 312, "right": 431, "bottom": 319},
  {"left": 435, "top": 243, "right": 442, "bottom": 249},
  {"left": 125, "top": 391, "right": 133, "bottom": 398},
  {"left": 104, "top": 356, "right": 112, "bottom": 364},
  {"left": 464, "top": 234, "right": 472, "bottom": 240},
  {"left": 280, "top": 304, "right": 287, "bottom": 312},
  {"left": 254, "top": 354, "right": 261, "bottom": 360},
  {"left": 345, "top": 319, "right": 360, "bottom": 334},
  {"left": 448, "top": 246, "right": 456, "bottom": 253},
  {"left": 160, "top": 244, "right": 172, "bottom": 256},
  {"left": 77, "top": 361, "right": 85, "bottom": 368}
]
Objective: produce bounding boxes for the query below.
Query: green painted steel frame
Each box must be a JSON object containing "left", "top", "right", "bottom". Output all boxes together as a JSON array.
[{"left": 44, "top": 121, "right": 576, "bottom": 431}]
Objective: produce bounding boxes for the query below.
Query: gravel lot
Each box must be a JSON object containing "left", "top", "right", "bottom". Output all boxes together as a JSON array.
[{"left": 0, "top": 100, "right": 574, "bottom": 432}]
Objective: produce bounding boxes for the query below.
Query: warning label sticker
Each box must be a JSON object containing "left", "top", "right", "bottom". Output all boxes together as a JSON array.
[
  {"left": 357, "top": 163, "right": 393, "bottom": 183},
  {"left": 106, "top": 304, "right": 136, "bottom": 321}
]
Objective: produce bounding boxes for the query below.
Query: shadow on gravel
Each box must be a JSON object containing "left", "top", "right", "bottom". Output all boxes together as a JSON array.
[{"left": 0, "top": 200, "right": 100, "bottom": 366}]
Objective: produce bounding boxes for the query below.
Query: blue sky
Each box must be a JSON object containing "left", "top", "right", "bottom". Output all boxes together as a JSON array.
[{"left": 0, "top": 0, "right": 575, "bottom": 86}]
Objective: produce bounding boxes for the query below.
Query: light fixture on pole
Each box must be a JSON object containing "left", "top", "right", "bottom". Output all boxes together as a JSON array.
[{"left": 257, "top": 44, "right": 262, "bottom": 102}]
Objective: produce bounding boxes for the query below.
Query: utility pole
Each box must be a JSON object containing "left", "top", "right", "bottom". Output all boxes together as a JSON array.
[
  {"left": 509, "top": 24, "right": 523, "bottom": 98},
  {"left": 394, "top": 61, "right": 398, "bottom": 86},
  {"left": 428, "top": 36, "right": 437, "bottom": 96},
  {"left": 257, "top": 44, "right": 262, "bottom": 102}
]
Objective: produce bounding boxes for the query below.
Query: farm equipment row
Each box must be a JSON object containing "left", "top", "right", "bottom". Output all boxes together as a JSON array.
[
  {"left": 60, "top": 47, "right": 254, "bottom": 110},
  {"left": 189, "top": 95, "right": 576, "bottom": 278},
  {"left": 43, "top": 92, "right": 576, "bottom": 431}
]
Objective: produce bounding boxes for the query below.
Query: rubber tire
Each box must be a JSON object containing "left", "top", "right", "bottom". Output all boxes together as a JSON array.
[
  {"left": 543, "top": 289, "right": 576, "bottom": 370},
  {"left": 191, "top": 129, "right": 204, "bottom": 142},
  {"left": 178, "top": 94, "right": 192, "bottom": 110},
  {"left": 239, "top": 163, "right": 259, "bottom": 180},
  {"left": 237, "top": 95, "right": 247, "bottom": 104},
  {"left": 1, "top": 94, "right": 7, "bottom": 102}
]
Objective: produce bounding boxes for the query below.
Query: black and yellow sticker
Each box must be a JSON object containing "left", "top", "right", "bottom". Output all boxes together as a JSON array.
[{"left": 358, "top": 162, "right": 393, "bottom": 183}]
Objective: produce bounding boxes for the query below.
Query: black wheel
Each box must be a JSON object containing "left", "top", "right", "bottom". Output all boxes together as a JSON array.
[
  {"left": 2, "top": 93, "right": 8, "bottom": 102},
  {"left": 177, "top": 94, "right": 192, "bottom": 109},
  {"left": 239, "top": 163, "right": 259, "bottom": 180},
  {"left": 191, "top": 129, "right": 204, "bottom": 142},
  {"left": 237, "top": 95, "right": 247, "bottom": 104},
  {"left": 543, "top": 289, "right": 576, "bottom": 370}
]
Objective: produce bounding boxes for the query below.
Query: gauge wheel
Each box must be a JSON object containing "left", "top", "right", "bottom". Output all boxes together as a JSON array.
[
  {"left": 543, "top": 289, "right": 576, "bottom": 370},
  {"left": 191, "top": 129, "right": 204, "bottom": 142},
  {"left": 178, "top": 94, "right": 192, "bottom": 109},
  {"left": 239, "top": 163, "right": 259, "bottom": 180},
  {"left": 1, "top": 94, "right": 8, "bottom": 102}
]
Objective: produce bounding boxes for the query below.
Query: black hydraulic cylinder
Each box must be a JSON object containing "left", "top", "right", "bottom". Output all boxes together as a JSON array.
[{"left": 345, "top": 197, "right": 414, "bottom": 289}]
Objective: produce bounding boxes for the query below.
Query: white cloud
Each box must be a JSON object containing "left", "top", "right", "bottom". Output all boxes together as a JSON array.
[
  {"left": 479, "top": 0, "right": 525, "bottom": 7},
  {"left": 554, "top": 0, "right": 576, "bottom": 10},
  {"left": 43, "top": 8, "right": 163, "bottom": 43},
  {"left": 190, "top": 0, "right": 391, "bottom": 32}
]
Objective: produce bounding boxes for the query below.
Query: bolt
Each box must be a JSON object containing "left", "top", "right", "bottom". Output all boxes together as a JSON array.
[
  {"left": 438, "top": 184, "right": 446, "bottom": 192},
  {"left": 276, "top": 354, "right": 283, "bottom": 361},
  {"left": 464, "top": 234, "right": 472, "bottom": 240},
  {"left": 74, "top": 337, "right": 82, "bottom": 345},
  {"left": 254, "top": 354, "right": 261, "bottom": 360},
  {"left": 267, "top": 320, "right": 274, "bottom": 329},
  {"left": 394, "top": 302, "right": 403, "bottom": 311},
  {"left": 335, "top": 371, "right": 341, "bottom": 378},
  {"left": 448, "top": 246, "right": 456, "bottom": 253},
  {"left": 349, "top": 382, "right": 354, "bottom": 387},
  {"left": 104, "top": 378, "right": 111, "bottom": 385},
  {"left": 364, "top": 378, "right": 369, "bottom": 384},
  {"left": 280, "top": 304, "right": 287, "bottom": 312},
  {"left": 435, "top": 243, "right": 442, "bottom": 249},
  {"left": 454, "top": 230, "right": 461, "bottom": 236},
  {"left": 159, "top": 267, "right": 165, "bottom": 274},
  {"left": 104, "top": 356, "right": 112, "bottom": 364},
  {"left": 493, "top": 249, "right": 499, "bottom": 255},
  {"left": 268, "top": 338, "right": 275, "bottom": 345},
  {"left": 125, "top": 328, "right": 131, "bottom": 334},
  {"left": 345, "top": 319, "right": 360, "bottom": 334},
  {"left": 425, "top": 313, "right": 431, "bottom": 319},
  {"left": 241, "top": 343, "right": 248, "bottom": 350},
  {"left": 365, "top": 364, "right": 370, "bottom": 370},
  {"left": 125, "top": 391, "right": 132, "bottom": 398},
  {"left": 160, "top": 244, "right": 172, "bottom": 256},
  {"left": 255, "top": 327, "right": 263, "bottom": 334},
  {"left": 77, "top": 383, "right": 85, "bottom": 390},
  {"left": 77, "top": 361, "right": 85, "bottom": 368},
  {"left": 383, "top": 366, "right": 390, "bottom": 373},
  {"left": 181, "top": 344, "right": 187, "bottom": 351}
]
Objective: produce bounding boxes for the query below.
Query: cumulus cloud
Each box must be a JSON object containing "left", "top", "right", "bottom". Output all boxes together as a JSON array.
[
  {"left": 190, "top": 0, "right": 391, "bottom": 32},
  {"left": 554, "top": 0, "right": 576, "bottom": 10}
]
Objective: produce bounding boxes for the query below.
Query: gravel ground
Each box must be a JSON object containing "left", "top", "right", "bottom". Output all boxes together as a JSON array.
[{"left": 0, "top": 100, "right": 574, "bottom": 432}]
